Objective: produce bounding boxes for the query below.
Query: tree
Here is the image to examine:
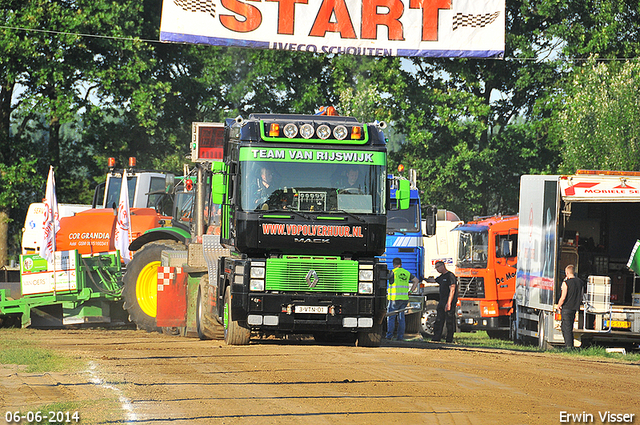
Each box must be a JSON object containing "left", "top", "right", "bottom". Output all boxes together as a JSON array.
[
  {"left": 384, "top": 0, "right": 640, "bottom": 221},
  {"left": 552, "top": 60, "right": 640, "bottom": 172},
  {"left": 0, "top": 0, "right": 167, "bottom": 262}
]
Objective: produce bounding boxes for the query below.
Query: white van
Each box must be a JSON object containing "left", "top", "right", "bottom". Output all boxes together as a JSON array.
[{"left": 22, "top": 203, "right": 91, "bottom": 255}]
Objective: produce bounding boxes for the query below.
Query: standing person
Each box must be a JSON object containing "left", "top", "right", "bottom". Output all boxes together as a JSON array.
[
  {"left": 386, "top": 258, "right": 420, "bottom": 341},
  {"left": 556, "top": 264, "right": 585, "bottom": 349},
  {"left": 431, "top": 260, "right": 458, "bottom": 343}
]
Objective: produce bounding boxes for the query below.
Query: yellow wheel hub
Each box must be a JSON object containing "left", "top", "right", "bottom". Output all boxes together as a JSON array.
[{"left": 136, "top": 260, "right": 160, "bottom": 317}]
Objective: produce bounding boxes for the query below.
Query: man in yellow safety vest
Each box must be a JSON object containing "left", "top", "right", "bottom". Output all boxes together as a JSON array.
[{"left": 386, "top": 257, "right": 420, "bottom": 341}]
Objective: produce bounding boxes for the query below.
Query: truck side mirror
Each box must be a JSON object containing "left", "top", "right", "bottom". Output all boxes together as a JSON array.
[
  {"left": 165, "top": 173, "right": 175, "bottom": 193},
  {"left": 424, "top": 205, "right": 437, "bottom": 237},
  {"left": 92, "top": 182, "right": 105, "bottom": 208},
  {"left": 396, "top": 179, "right": 410, "bottom": 210},
  {"left": 211, "top": 161, "right": 226, "bottom": 205}
]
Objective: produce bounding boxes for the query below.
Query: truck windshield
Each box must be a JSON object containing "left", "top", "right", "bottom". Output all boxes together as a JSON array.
[
  {"left": 457, "top": 230, "right": 489, "bottom": 268},
  {"left": 239, "top": 160, "right": 385, "bottom": 214},
  {"left": 104, "top": 176, "right": 137, "bottom": 209},
  {"left": 387, "top": 201, "right": 420, "bottom": 232}
]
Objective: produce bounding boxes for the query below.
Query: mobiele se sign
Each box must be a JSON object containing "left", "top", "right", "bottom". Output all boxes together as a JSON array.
[{"left": 160, "top": 0, "right": 505, "bottom": 58}]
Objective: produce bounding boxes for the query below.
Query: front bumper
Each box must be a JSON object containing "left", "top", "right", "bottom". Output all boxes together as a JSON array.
[{"left": 242, "top": 292, "right": 386, "bottom": 333}]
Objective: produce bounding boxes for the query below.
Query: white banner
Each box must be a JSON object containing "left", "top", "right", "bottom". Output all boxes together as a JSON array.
[
  {"left": 41, "top": 166, "right": 60, "bottom": 267},
  {"left": 160, "top": 0, "right": 504, "bottom": 58},
  {"left": 114, "top": 170, "right": 132, "bottom": 264}
]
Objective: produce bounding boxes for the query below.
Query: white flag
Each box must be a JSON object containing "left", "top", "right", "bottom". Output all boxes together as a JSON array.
[
  {"left": 114, "top": 170, "right": 132, "bottom": 264},
  {"left": 41, "top": 166, "right": 60, "bottom": 266}
]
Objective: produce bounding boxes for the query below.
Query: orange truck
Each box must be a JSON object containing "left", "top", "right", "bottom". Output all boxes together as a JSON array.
[
  {"left": 455, "top": 215, "right": 518, "bottom": 338},
  {"left": 22, "top": 158, "right": 174, "bottom": 257}
]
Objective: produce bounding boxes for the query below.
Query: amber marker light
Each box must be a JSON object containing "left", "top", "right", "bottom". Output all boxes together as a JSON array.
[
  {"left": 108, "top": 157, "right": 116, "bottom": 168},
  {"left": 398, "top": 164, "right": 405, "bottom": 172},
  {"left": 129, "top": 157, "right": 136, "bottom": 167},
  {"left": 351, "top": 126, "right": 362, "bottom": 139},
  {"left": 269, "top": 123, "right": 280, "bottom": 137}
]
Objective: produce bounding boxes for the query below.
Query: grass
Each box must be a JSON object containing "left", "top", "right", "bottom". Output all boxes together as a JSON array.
[
  {"left": 0, "top": 328, "right": 81, "bottom": 373},
  {"left": 453, "top": 330, "right": 541, "bottom": 351},
  {"left": 452, "top": 330, "right": 640, "bottom": 362}
]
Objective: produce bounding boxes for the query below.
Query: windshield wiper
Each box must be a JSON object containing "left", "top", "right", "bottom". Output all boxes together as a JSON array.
[
  {"left": 332, "top": 209, "right": 365, "bottom": 223},
  {"left": 259, "top": 208, "right": 310, "bottom": 220}
]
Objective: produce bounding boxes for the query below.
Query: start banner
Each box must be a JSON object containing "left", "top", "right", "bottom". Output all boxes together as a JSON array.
[{"left": 159, "top": 0, "right": 504, "bottom": 58}]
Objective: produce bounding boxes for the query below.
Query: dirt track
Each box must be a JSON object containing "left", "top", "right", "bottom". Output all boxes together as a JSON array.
[{"left": 1, "top": 329, "right": 639, "bottom": 425}]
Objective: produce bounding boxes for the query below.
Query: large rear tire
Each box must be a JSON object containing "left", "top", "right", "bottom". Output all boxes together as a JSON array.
[
  {"left": 123, "top": 240, "right": 184, "bottom": 332},
  {"left": 223, "top": 286, "right": 250, "bottom": 345},
  {"left": 196, "top": 275, "right": 224, "bottom": 340}
]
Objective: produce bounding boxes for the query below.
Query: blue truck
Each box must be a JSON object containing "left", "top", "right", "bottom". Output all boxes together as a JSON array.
[{"left": 379, "top": 169, "right": 436, "bottom": 336}]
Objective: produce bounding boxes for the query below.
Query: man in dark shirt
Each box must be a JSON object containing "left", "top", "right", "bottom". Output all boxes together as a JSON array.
[
  {"left": 429, "top": 260, "right": 457, "bottom": 343},
  {"left": 556, "top": 264, "right": 585, "bottom": 349}
]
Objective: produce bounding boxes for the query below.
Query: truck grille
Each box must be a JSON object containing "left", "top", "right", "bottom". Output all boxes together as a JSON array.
[
  {"left": 458, "top": 276, "right": 485, "bottom": 298},
  {"left": 265, "top": 257, "right": 358, "bottom": 292}
]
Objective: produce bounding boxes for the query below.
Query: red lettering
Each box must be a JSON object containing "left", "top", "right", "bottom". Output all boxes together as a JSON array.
[
  {"left": 309, "top": 0, "right": 357, "bottom": 39},
  {"left": 361, "top": 0, "right": 404, "bottom": 40},
  {"left": 266, "top": 0, "right": 308, "bottom": 35},
  {"left": 408, "top": 0, "right": 450, "bottom": 41},
  {"left": 220, "top": 0, "right": 262, "bottom": 33}
]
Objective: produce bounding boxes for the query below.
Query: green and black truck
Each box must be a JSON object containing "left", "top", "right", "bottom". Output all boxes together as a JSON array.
[{"left": 146, "top": 113, "right": 408, "bottom": 346}]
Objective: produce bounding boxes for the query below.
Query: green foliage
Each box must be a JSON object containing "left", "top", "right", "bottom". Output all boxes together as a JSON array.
[
  {"left": 552, "top": 60, "right": 640, "bottom": 172},
  {"left": 1, "top": 0, "right": 640, "bottom": 253}
]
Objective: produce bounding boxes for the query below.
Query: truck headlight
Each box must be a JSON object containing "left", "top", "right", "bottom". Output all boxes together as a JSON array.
[
  {"left": 300, "top": 124, "right": 314, "bottom": 139},
  {"left": 316, "top": 124, "right": 331, "bottom": 140},
  {"left": 250, "top": 279, "right": 265, "bottom": 291},
  {"left": 358, "top": 269, "right": 373, "bottom": 281},
  {"left": 358, "top": 281, "right": 373, "bottom": 294},
  {"left": 250, "top": 265, "right": 265, "bottom": 279}
]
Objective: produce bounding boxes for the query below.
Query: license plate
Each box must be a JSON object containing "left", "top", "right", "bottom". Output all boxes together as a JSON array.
[
  {"left": 294, "top": 305, "right": 328, "bottom": 314},
  {"left": 605, "top": 320, "right": 631, "bottom": 329}
]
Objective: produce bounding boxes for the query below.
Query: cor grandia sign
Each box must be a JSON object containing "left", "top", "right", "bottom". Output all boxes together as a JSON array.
[{"left": 160, "top": 0, "right": 504, "bottom": 58}]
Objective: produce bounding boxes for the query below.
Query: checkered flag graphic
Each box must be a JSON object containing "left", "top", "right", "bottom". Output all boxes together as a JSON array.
[
  {"left": 452, "top": 11, "right": 500, "bottom": 31},
  {"left": 174, "top": 0, "right": 216, "bottom": 19}
]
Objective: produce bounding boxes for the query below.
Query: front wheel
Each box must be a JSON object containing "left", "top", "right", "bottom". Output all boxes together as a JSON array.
[
  {"left": 486, "top": 329, "right": 509, "bottom": 340},
  {"left": 196, "top": 275, "right": 224, "bottom": 340},
  {"left": 537, "top": 312, "right": 550, "bottom": 350},
  {"left": 123, "top": 240, "right": 185, "bottom": 332},
  {"left": 224, "top": 286, "right": 250, "bottom": 345},
  {"left": 357, "top": 323, "right": 382, "bottom": 347},
  {"left": 420, "top": 300, "right": 438, "bottom": 338},
  {"left": 509, "top": 307, "right": 520, "bottom": 344}
]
